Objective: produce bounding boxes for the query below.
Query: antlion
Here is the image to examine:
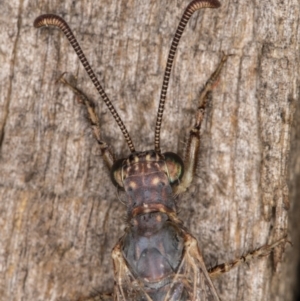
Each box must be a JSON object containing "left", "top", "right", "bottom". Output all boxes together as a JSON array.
[{"left": 34, "top": 1, "right": 288, "bottom": 300}]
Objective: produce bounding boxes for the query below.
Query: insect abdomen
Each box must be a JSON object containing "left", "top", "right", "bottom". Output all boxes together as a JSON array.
[{"left": 123, "top": 213, "right": 187, "bottom": 300}]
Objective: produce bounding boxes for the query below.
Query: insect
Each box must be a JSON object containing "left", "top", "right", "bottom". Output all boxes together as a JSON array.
[{"left": 34, "top": 0, "right": 287, "bottom": 300}]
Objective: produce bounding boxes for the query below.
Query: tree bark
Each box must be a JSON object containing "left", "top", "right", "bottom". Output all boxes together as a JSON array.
[{"left": 0, "top": 0, "right": 299, "bottom": 301}]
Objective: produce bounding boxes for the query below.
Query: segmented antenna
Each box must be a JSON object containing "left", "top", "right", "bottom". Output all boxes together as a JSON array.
[
  {"left": 34, "top": 15, "right": 136, "bottom": 153},
  {"left": 154, "top": 0, "right": 220, "bottom": 153}
]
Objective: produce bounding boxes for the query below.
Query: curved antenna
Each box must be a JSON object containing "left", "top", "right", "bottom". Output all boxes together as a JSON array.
[
  {"left": 154, "top": 0, "right": 221, "bottom": 153},
  {"left": 34, "top": 14, "right": 136, "bottom": 153}
]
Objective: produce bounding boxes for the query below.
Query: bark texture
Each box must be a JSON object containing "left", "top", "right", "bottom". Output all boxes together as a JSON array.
[{"left": 0, "top": 0, "right": 299, "bottom": 301}]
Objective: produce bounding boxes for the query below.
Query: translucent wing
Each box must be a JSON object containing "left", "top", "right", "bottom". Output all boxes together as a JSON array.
[
  {"left": 112, "top": 240, "right": 153, "bottom": 301},
  {"left": 112, "top": 228, "right": 220, "bottom": 301},
  {"left": 173, "top": 232, "right": 220, "bottom": 301}
]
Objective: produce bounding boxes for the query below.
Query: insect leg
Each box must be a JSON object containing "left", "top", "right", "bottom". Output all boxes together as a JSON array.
[
  {"left": 208, "top": 236, "right": 288, "bottom": 279},
  {"left": 174, "top": 53, "right": 229, "bottom": 195},
  {"left": 58, "top": 74, "right": 116, "bottom": 170}
]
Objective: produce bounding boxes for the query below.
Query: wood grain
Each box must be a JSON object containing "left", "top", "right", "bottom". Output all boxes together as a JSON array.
[{"left": 0, "top": 0, "right": 299, "bottom": 300}]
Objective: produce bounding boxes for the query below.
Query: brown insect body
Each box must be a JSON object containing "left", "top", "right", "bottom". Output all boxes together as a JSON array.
[
  {"left": 103, "top": 149, "right": 222, "bottom": 300},
  {"left": 112, "top": 151, "right": 191, "bottom": 300},
  {"left": 33, "top": 0, "right": 288, "bottom": 300},
  {"left": 32, "top": 1, "right": 240, "bottom": 300}
]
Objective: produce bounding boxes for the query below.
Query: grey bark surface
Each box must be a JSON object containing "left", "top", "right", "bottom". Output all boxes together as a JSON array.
[{"left": 0, "top": 0, "right": 299, "bottom": 301}]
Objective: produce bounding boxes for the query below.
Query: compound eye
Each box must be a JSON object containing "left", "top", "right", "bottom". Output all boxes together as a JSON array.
[
  {"left": 110, "top": 158, "right": 125, "bottom": 189},
  {"left": 163, "top": 152, "right": 184, "bottom": 185}
]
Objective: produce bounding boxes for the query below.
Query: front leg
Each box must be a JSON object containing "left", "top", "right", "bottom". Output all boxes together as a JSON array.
[
  {"left": 175, "top": 54, "right": 229, "bottom": 195},
  {"left": 58, "top": 74, "right": 115, "bottom": 170}
]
